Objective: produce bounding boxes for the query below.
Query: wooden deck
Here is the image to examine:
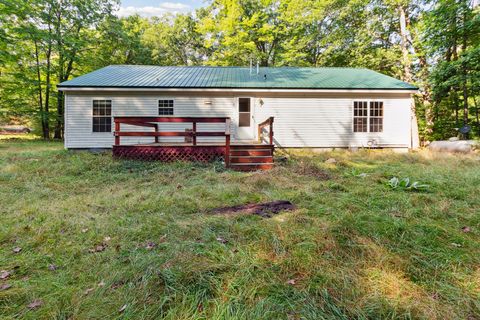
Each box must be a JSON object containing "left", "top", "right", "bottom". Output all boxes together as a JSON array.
[{"left": 112, "top": 116, "right": 274, "bottom": 171}]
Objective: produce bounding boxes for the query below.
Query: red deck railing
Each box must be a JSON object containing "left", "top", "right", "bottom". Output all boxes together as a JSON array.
[{"left": 113, "top": 117, "right": 232, "bottom": 166}]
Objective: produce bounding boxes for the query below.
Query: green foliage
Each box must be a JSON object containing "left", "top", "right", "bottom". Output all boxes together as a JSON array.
[{"left": 387, "top": 176, "right": 430, "bottom": 191}]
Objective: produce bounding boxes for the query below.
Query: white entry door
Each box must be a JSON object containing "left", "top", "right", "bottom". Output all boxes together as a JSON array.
[{"left": 236, "top": 97, "right": 254, "bottom": 141}]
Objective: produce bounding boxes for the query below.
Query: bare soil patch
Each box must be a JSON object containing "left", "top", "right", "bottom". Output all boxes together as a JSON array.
[{"left": 212, "top": 200, "right": 296, "bottom": 218}]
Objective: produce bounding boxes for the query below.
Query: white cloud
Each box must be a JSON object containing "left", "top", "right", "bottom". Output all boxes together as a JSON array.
[{"left": 117, "top": 2, "right": 191, "bottom": 17}]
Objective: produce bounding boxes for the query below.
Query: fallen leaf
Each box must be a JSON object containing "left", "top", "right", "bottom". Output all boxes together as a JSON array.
[
  {"left": 98, "top": 280, "right": 105, "bottom": 287},
  {"left": 84, "top": 288, "right": 94, "bottom": 295},
  {"left": 104, "top": 236, "right": 111, "bottom": 242},
  {"left": 27, "top": 299, "right": 43, "bottom": 310},
  {"left": 462, "top": 226, "right": 471, "bottom": 233},
  {"left": 286, "top": 279, "right": 296, "bottom": 285},
  {"left": 13, "top": 247, "right": 22, "bottom": 253},
  {"left": 89, "top": 243, "right": 107, "bottom": 253},
  {"left": 145, "top": 241, "right": 156, "bottom": 250},
  {"left": 119, "top": 304, "right": 127, "bottom": 313},
  {"left": 0, "top": 283, "right": 12, "bottom": 291},
  {"left": 81, "top": 228, "right": 89, "bottom": 233},
  {"left": 111, "top": 281, "right": 125, "bottom": 290},
  {"left": 0, "top": 270, "right": 11, "bottom": 280},
  {"left": 216, "top": 237, "right": 228, "bottom": 244},
  {"left": 451, "top": 242, "right": 462, "bottom": 247},
  {"left": 48, "top": 264, "right": 57, "bottom": 271}
]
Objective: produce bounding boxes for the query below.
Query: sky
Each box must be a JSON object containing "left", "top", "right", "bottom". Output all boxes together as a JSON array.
[{"left": 119, "top": 0, "right": 206, "bottom": 17}]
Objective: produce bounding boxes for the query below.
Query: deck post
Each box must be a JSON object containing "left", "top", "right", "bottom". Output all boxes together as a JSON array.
[
  {"left": 114, "top": 120, "right": 120, "bottom": 146},
  {"left": 192, "top": 121, "right": 197, "bottom": 146},
  {"left": 154, "top": 123, "right": 159, "bottom": 143},
  {"left": 225, "top": 118, "right": 231, "bottom": 167},
  {"left": 269, "top": 117, "right": 274, "bottom": 145}
]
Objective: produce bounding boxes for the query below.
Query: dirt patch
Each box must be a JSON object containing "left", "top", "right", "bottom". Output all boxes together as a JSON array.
[
  {"left": 212, "top": 200, "right": 296, "bottom": 218},
  {"left": 294, "top": 161, "right": 331, "bottom": 180}
]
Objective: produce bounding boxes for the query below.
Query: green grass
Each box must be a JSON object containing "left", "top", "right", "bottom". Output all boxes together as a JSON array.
[{"left": 1, "top": 137, "right": 480, "bottom": 319}]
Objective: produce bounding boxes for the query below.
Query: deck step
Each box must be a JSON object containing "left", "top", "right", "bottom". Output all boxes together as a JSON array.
[
  {"left": 230, "top": 150, "right": 273, "bottom": 156},
  {"left": 229, "top": 163, "right": 274, "bottom": 171},
  {"left": 228, "top": 144, "right": 274, "bottom": 171},
  {"left": 230, "top": 156, "right": 273, "bottom": 164},
  {"left": 231, "top": 144, "right": 274, "bottom": 150}
]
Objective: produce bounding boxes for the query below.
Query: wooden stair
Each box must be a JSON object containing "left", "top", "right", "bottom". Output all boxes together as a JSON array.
[{"left": 228, "top": 145, "right": 274, "bottom": 171}]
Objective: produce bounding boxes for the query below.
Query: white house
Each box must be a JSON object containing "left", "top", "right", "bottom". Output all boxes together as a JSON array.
[{"left": 58, "top": 65, "right": 417, "bottom": 170}]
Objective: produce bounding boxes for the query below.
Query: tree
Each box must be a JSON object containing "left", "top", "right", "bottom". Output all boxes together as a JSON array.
[
  {"left": 198, "top": 0, "right": 287, "bottom": 66},
  {"left": 142, "top": 13, "right": 205, "bottom": 66},
  {"left": 1, "top": 0, "right": 117, "bottom": 139}
]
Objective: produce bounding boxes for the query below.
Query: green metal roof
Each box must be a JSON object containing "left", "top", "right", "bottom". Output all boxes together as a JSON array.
[{"left": 58, "top": 65, "right": 417, "bottom": 90}]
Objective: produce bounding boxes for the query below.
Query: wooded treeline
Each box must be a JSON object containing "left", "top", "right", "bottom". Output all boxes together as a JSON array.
[{"left": 0, "top": 0, "right": 478, "bottom": 141}]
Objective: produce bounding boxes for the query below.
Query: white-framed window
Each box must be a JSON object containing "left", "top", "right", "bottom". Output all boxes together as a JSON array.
[
  {"left": 353, "top": 101, "right": 383, "bottom": 133},
  {"left": 238, "top": 97, "right": 251, "bottom": 127},
  {"left": 158, "top": 99, "right": 174, "bottom": 115},
  {"left": 92, "top": 100, "right": 112, "bottom": 132}
]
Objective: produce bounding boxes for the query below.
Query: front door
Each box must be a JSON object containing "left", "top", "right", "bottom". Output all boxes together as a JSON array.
[{"left": 236, "top": 97, "right": 254, "bottom": 141}]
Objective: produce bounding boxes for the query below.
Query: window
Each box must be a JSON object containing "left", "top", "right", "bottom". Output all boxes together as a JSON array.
[
  {"left": 369, "top": 101, "right": 383, "bottom": 132},
  {"left": 93, "top": 100, "right": 112, "bottom": 132},
  {"left": 159, "top": 99, "right": 174, "bottom": 115},
  {"left": 353, "top": 101, "right": 368, "bottom": 132},
  {"left": 238, "top": 98, "right": 251, "bottom": 127},
  {"left": 353, "top": 101, "right": 383, "bottom": 133}
]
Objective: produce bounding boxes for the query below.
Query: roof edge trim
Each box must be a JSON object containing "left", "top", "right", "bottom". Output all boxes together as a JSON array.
[{"left": 58, "top": 87, "right": 418, "bottom": 93}]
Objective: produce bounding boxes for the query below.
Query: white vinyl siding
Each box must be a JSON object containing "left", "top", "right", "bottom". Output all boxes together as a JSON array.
[
  {"left": 253, "top": 96, "right": 411, "bottom": 148},
  {"left": 64, "top": 92, "right": 412, "bottom": 149},
  {"left": 65, "top": 94, "right": 236, "bottom": 148}
]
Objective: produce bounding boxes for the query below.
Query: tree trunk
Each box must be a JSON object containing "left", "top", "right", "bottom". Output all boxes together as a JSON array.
[
  {"left": 399, "top": 5, "right": 412, "bottom": 83},
  {"left": 461, "top": 7, "right": 469, "bottom": 128},
  {"left": 398, "top": 5, "right": 418, "bottom": 148},
  {"left": 44, "top": 21, "right": 53, "bottom": 140},
  {"left": 53, "top": 6, "right": 63, "bottom": 140},
  {"left": 473, "top": 95, "right": 480, "bottom": 135},
  {"left": 54, "top": 91, "right": 63, "bottom": 139},
  {"left": 34, "top": 39, "right": 48, "bottom": 139},
  {"left": 453, "top": 91, "right": 460, "bottom": 126}
]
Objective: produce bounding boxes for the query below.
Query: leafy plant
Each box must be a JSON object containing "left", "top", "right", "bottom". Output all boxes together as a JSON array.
[
  {"left": 346, "top": 168, "right": 368, "bottom": 178},
  {"left": 388, "top": 177, "right": 429, "bottom": 192}
]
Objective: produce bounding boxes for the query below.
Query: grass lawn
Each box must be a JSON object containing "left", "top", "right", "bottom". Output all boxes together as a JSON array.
[{"left": 1, "top": 137, "right": 480, "bottom": 319}]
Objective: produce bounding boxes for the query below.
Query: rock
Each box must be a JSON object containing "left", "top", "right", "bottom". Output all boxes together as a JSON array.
[
  {"left": 325, "top": 158, "right": 337, "bottom": 164},
  {"left": 428, "top": 140, "right": 477, "bottom": 153},
  {"left": 448, "top": 137, "right": 460, "bottom": 141}
]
